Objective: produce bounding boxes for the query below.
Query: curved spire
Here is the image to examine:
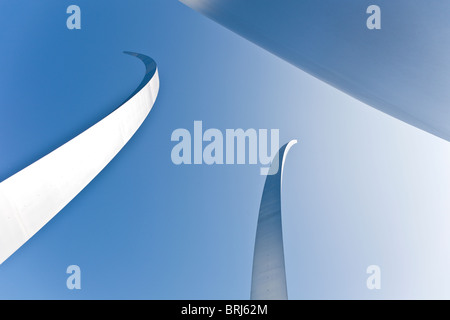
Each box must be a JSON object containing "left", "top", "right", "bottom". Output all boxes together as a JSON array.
[
  {"left": 0, "top": 53, "right": 159, "bottom": 265},
  {"left": 180, "top": 0, "right": 450, "bottom": 142},
  {"left": 251, "top": 140, "right": 297, "bottom": 300}
]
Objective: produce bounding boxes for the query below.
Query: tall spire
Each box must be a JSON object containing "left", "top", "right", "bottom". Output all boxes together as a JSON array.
[
  {"left": 251, "top": 140, "right": 297, "bottom": 300},
  {"left": 0, "top": 53, "right": 159, "bottom": 265}
]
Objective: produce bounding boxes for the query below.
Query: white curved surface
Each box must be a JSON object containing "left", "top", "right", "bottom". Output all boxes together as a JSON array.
[{"left": 0, "top": 53, "right": 159, "bottom": 265}]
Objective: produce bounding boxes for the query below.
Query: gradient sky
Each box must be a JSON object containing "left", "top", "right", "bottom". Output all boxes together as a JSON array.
[{"left": 1, "top": 0, "right": 450, "bottom": 299}]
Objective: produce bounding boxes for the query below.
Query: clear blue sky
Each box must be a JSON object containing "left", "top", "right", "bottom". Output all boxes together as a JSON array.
[{"left": 1, "top": 0, "right": 450, "bottom": 299}]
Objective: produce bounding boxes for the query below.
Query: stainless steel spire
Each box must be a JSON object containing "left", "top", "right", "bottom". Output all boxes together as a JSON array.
[
  {"left": 180, "top": 0, "right": 450, "bottom": 142},
  {"left": 0, "top": 53, "right": 159, "bottom": 264},
  {"left": 251, "top": 140, "right": 297, "bottom": 300}
]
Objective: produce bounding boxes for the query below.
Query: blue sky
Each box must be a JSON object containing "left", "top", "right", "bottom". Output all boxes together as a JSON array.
[{"left": 1, "top": 0, "right": 450, "bottom": 299}]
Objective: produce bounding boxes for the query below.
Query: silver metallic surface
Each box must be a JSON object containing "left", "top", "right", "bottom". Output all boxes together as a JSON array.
[
  {"left": 251, "top": 140, "right": 297, "bottom": 300},
  {"left": 0, "top": 53, "right": 159, "bottom": 264},
  {"left": 181, "top": 0, "right": 450, "bottom": 142}
]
